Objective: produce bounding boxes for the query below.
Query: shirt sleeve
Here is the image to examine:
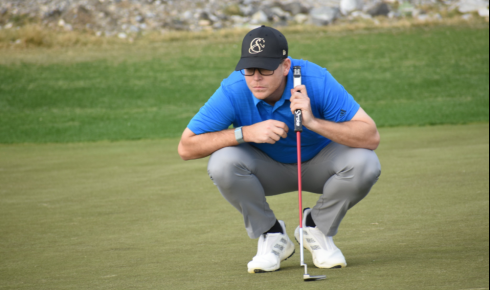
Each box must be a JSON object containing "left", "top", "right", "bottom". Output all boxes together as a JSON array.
[
  {"left": 187, "top": 85, "right": 236, "bottom": 135},
  {"left": 322, "top": 70, "right": 360, "bottom": 122}
]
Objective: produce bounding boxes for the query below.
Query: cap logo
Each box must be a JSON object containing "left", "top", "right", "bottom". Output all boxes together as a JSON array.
[{"left": 249, "top": 38, "right": 265, "bottom": 54}]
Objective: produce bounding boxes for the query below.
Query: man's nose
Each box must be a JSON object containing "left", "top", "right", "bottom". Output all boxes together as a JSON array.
[{"left": 253, "top": 70, "right": 263, "bottom": 81}]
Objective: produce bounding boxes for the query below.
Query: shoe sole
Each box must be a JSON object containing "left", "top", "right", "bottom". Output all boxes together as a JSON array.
[
  {"left": 253, "top": 269, "right": 279, "bottom": 274},
  {"left": 250, "top": 249, "right": 296, "bottom": 274},
  {"left": 294, "top": 236, "right": 346, "bottom": 269}
]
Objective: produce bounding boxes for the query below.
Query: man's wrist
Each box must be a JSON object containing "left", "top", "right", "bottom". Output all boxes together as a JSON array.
[
  {"left": 306, "top": 117, "right": 336, "bottom": 139},
  {"left": 241, "top": 126, "right": 251, "bottom": 143},
  {"left": 304, "top": 117, "right": 319, "bottom": 131}
]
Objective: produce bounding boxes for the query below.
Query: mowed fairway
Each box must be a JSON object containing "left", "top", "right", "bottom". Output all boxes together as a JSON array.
[{"left": 0, "top": 123, "right": 488, "bottom": 290}]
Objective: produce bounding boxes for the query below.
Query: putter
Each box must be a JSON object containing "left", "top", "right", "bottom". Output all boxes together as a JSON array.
[{"left": 293, "top": 66, "right": 327, "bottom": 282}]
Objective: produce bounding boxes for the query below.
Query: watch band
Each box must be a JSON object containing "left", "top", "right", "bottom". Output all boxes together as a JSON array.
[{"left": 235, "top": 127, "right": 245, "bottom": 144}]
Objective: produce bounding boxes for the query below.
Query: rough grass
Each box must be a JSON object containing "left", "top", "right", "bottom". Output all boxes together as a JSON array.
[
  {"left": 0, "top": 16, "right": 486, "bottom": 49},
  {"left": 0, "top": 123, "right": 488, "bottom": 289},
  {"left": 0, "top": 24, "right": 488, "bottom": 143}
]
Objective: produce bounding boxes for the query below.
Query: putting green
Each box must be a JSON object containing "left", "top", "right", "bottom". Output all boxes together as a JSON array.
[{"left": 0, "top": 123, "right": 488, "bottom": 289}]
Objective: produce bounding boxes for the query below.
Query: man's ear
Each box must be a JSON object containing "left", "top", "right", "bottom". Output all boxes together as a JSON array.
[{"left": 283, "top": 58, "right": 292, "bottom": 76}]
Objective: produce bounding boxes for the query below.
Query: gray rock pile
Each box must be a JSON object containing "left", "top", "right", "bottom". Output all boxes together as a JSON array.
[{"left": 0, "top": 0, "right": 488, "bottom": 37}]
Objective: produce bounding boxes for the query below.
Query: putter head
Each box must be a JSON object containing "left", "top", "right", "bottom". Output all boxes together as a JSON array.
[{"left": 303, "top": 274, "right": 327, "bottom": 282}]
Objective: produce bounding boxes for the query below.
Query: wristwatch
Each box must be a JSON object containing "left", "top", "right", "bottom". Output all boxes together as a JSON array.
[{"left": 235, "top": 127, "right": 245, "bottom": 144}]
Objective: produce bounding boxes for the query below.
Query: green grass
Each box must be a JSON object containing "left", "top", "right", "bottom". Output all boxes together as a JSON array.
[
  {"left": 0, "top": 123, "right": 488, "bottom": 289},
  {"left": 0, "top": 24, "right": 488, "bottom": 289},
  {"left": 0, "top": 24, "right": 488, "bottom": 143}
]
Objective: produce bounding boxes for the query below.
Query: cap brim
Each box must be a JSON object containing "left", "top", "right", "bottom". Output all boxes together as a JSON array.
[{"left": 235, "top": 57, "right": 283, "bottom": 71}]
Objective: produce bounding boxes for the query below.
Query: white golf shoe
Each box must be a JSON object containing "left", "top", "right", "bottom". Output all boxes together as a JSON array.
[
  {"left": 294, "top": 208, "right": 347, "bottom": 269},
  {"left": 247, "top": 220, "right": 295, "bottom": 273}
]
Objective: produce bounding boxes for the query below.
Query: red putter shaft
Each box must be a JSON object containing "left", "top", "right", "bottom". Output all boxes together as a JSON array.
[
  {"left": 297, "top": 131, "right": 303, "bottom": 229},
  {"left": 293, "top": 65, "right": 326, "bottom": 281}
]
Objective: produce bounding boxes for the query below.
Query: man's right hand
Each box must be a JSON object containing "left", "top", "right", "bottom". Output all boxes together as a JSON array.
[{"left": 243, "top": 120, "right": 289, "bottom": 144}]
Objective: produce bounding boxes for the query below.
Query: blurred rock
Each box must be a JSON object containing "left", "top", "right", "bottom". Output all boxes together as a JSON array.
[
  {"left": 213, "top": 21, "right": 224, "bottom": 29},
  {"left": 230, "top": 15, "right": 246, "bottom": 24},
  {"left": 340, "top": 0, "right": 363, "bottom": 15},
  {"left": 251, "top": 10, "right": 268, "bottom": 24},
  {"left": 199, "top": 19, "right": 211, "bottom": 26},
  {"left": 0, "top": 0, "right": 475, "bottom": 36},
  {"left": 457, "top": 0, "right": 489, "bottom": 13},
  {"left": 366, "top": 2, "right": 391, "bottom": 16},
  {"left": 182, "top": 11, "right": 193, "bottom": 21},
  {"left": 282, "top": 2, "right": 308, "bottom": 15},
  {"left": 351, "top": 11, "right": 373, "bottom": 19},
  {"left": 271, "top": 7, "right": 288, "bottom": 18},
  {"left": 259, "top": 5, "right": 275, "bottom": 20},
  {"left": 129, "top": 25, "right": 140, "bottom": 33},
  {"left": 310, "top": 6, "right": 340, "bottom": 25},
  {"left": 294, "top": 13, "right": 309, "bottom": 23},
  {"left": 398, "top": 2, "right": 416, "bottom": 16},
  {"left": 240, "top": 4, "right": 255, "bottom": 16},
  {"left": 478, "top": 7, "right": 489, "bottom": 17},
  {"left": 135, "top": 15, "right": 144, "bottom": 23},
  {"left": 388, "top": 10, "right": 402, "bottom": 18},
  {"left": 208, "top": 13, "right": 220, "bottom": 23}
]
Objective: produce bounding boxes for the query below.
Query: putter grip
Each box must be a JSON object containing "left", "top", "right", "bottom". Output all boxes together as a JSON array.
[
  {"left": 293, "top": 66, "right": 303, "bottom": 132},
  {"left": 294, "top": 110, "right": 302, "bottom": 132}
]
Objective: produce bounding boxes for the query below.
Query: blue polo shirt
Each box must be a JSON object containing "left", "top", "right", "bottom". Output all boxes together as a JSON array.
[{"left": 187, "top": 58, "right": 360, "bottom": 164}]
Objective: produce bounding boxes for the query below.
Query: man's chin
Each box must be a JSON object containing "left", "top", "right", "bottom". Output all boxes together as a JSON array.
[{"left": 252, "top": 91, "right": 270, "bottom": 100}]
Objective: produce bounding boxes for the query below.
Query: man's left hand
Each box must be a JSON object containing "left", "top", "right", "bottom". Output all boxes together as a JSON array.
[{"left": 290, "top": 85, "right": 316, "bottom": 129}]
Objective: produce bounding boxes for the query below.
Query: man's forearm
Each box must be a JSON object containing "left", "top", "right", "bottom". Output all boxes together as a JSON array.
[
  {"left": 178, "top": 129, "right": 238, "bottom": 160},
  {"left": 307, "top": 118, "right": 380, "bottom": 150}
]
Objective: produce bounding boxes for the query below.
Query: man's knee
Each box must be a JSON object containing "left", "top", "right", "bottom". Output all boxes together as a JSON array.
[
  {"left": 207, "top": 146, "right": 254, "bottom": 188},
  {"left": 336, "top": 148, "right": 381, "bottom": 186},
  {"left": 364, "top": 150, "right": 381, "bottom": 182},
  {"left": 351, "top": 149, "right": 381, "bottom": 185},
  {"left": 327, "top": 148, "right": 381, "bottom": 210},
  {"left": 207, "top": 147, "right": 235, "bottom": 185}
]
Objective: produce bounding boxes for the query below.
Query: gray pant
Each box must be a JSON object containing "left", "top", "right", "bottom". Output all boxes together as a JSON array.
[{"left": 207, "top": 142, "right": 381, "bottom": 239}]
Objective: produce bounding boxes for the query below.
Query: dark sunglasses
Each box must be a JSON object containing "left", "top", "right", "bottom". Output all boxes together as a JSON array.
[{"left": 240, "top": 68, "right": 275, "bottom": 76}]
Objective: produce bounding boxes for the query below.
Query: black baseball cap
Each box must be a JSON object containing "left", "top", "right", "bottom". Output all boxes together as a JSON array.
[{"left": 235, "top": 25, "right": 289, "bottom": 71}]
